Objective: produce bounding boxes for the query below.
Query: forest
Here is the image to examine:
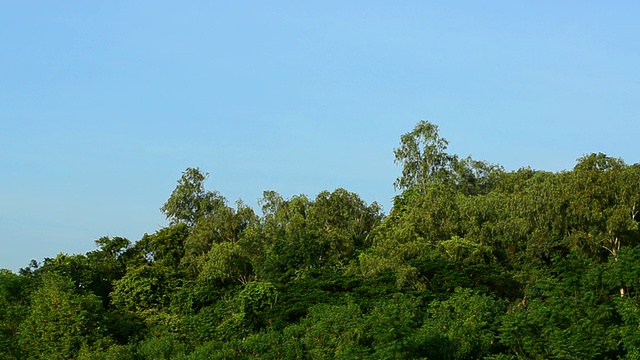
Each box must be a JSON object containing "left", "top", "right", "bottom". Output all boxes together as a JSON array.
[{"left": 2, "top": 120, "right": 640, "bottom": 359}]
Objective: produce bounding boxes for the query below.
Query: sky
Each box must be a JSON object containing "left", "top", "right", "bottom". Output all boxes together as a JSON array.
[{"left": 1, "top": 1, "right": 639, "bottom": 272}]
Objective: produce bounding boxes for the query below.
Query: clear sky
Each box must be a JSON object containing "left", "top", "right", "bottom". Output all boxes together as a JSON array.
[{"left": 1, "top": 1, "right": 639, "bottom": 272}]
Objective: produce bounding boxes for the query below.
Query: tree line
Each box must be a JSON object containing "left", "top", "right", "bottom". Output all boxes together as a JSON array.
[{"left": 2, "top": 120, "right": 640, "bottom": 359}]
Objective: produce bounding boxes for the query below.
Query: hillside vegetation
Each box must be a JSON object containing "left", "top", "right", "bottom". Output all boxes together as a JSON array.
[{"left": 2, "top": 121, "right": 640, "bottom": 359}]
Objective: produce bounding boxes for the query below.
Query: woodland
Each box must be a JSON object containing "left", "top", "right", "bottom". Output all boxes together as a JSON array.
[{"left": 2, "top": 121, "right": 640, "bottom": 359}]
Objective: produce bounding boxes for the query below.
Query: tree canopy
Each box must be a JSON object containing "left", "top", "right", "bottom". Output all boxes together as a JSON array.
[{"left": 2, "top": 120, "right": 640, "bottom": 359}]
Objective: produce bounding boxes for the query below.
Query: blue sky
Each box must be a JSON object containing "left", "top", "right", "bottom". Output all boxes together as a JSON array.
[{"left": 1, "top": 1, "right": 639, "bottom": 272}]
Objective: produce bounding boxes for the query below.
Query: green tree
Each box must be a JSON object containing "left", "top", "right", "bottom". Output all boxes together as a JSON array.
[
  {"left": 247, "top": 193, "right": 319, "bottom": 281},
  {"left": 213, "top": 281, "right": 279, "bottom": 341},
  {"left": 286, "top": 301, "right": 367, "bottom": 359},
  {"left": 393, "top": 120, "right": 453, "bottom": 190},
  {"left": 413, "top": 288, "right": 502, "bottom": 359},
  {"left": 18, "top": 272, "right": 105, "bottom": 359},
  {"left": 498, "top": 253, "right": 619, "bottom": 359},
  {"left": 161, "top": 167, "right": 226, "bottom": 226},
  {"left": 183, "top": 200, "right": 257, "bottom": 272},
  {"left": 393, "top": 121, "right": 502, "bottom": 194},
  {"left": 566, "top": 153, "right": 640, "bottom": 260},
  {"left": 308, "top": 188, "right": 383, "bottom": 264},
  {"left": 359, "top": 183, "right": 461, "bottom": 290},
  {"left": 246, "top": 189, "right": 381, "bottom": 283},
  {"left": 110, "top": 264, "right": 176, "bottom": 314},
  {"left": 0, "top": 270, "right": 28, "bottom": 360},
  {"left": 133, "top": 224, "right": 189, "bottom": 268},
  {"left": 198, "top": 241, "right": 253, "bottom": 284}
]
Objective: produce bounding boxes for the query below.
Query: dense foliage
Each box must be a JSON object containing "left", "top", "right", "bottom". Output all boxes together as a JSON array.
[{"left": 3, "top": 121, "right": 640, "bottom": 359}]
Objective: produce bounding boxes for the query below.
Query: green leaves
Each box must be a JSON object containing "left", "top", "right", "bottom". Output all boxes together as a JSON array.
[
  {"left": 0, "top": 270, "right": 28, "bottom": 359},
  {"left": 8, "top": 121, "right": 640, "bottom": 359},
  {"left": 18, "top": 272, "right": 106, "bottom": 359},
  {"left": 393, "top": 121, "right": 502, "bottom": 195},
  {"left": 161, "top": 167, "right": 226, "bottom": 226},
  {"left": 183, "top": 200, "right": 257, "bottom": 271},
  {"left": 135, "top": 225, "right": 189, "bottom": 268},
  {"left": 498, "top": 253, "right": 619, "bottom": 359},
  {"left": 393, "top": 120, "right": 452, "bottom": 190},
  {"left": 414, "top": 288, "right": 502, "bottom": 359},
  {"left": 198, "top": 242, "right": 252, "bottom": 284},
  {"left": 248, "top": 189, "right": 382, "bottom": 282}
]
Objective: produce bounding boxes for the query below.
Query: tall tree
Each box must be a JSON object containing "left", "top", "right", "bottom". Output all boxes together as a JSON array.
[
  {"left": 393, "top": 121, "right": 502, "bottom": 195},
  {"left": 393, "top": 120, "right": 453, "bottom": 190},
  {"left": 161, "top": 167, "right": 226, "bottom": 226}
]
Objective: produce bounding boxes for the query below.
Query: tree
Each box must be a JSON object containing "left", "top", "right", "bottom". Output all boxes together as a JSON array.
[
  {"left": 161, "top": 168, "right": 226, "bottom": 226},
  {"left": 394, "top": 121, "right": 502, "bottom": 195},
  {"left": 566, "top": 153, "right": 640, "bottom": 260},
  {"left": 133, "top": 225, "right": 189, "bottom": 268},
  {"left": 308, "top": 188, "right": 383, "bottom": 264},
  {"left": 183, "top": 200, "right": 257, "bottom": 271},
  {"left": 413, "top": 288, "right": 502, "bottom": 359},
  {"left": 18, "top": 272, "right": 105, "bottom": 359},
  {"left": 394, "top": 120, "right": 453, "bottom": 190},
  {"left": 247, "top": 192, "right": 318, "bottom": 281},
  {"left": 198, "top": 241, "right": 253, "bottom": 284},
  {"left": 0, "top": 270, "right": 28, "bottom": 360},
  {"left": 498, "top": 253, "right": 619, "bottom": 359},
  {"left": 110, "top": 264, "right": 175, "bottom": 314}
]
